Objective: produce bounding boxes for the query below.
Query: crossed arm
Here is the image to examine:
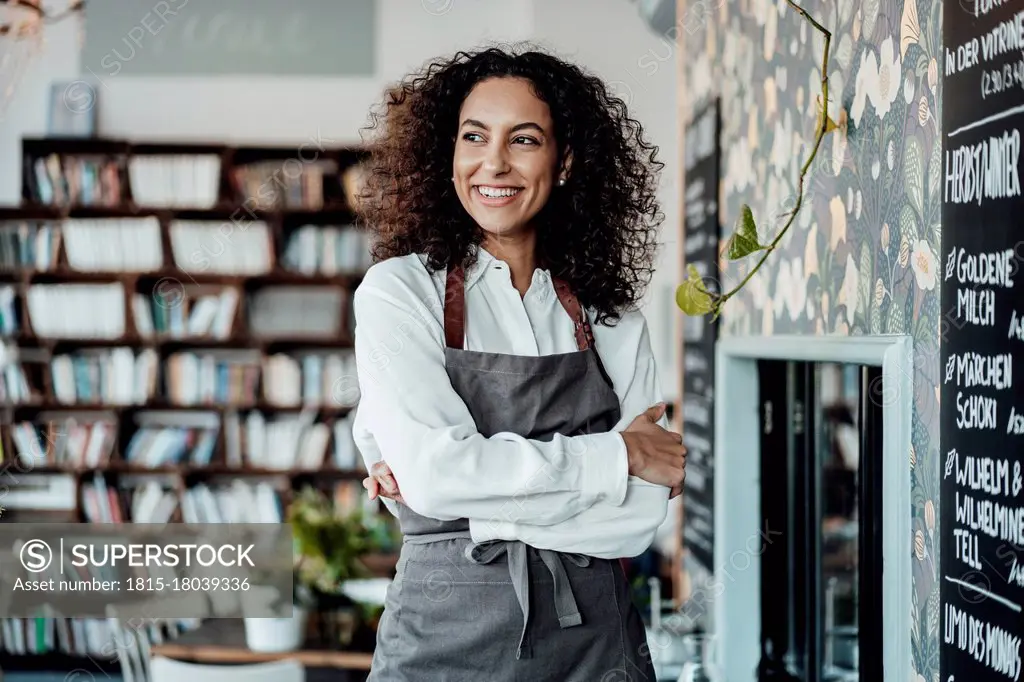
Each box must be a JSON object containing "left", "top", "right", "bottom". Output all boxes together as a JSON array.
[{"left": 352, "top": 264, "right": 672, "bottom": 559}]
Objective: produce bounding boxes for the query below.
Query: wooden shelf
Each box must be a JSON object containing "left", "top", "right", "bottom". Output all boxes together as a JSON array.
[
  {"left": 18, "top": 463, "right": 367, "bottom": 477},
  {"left": 2, "top": 135, "right": 377, "bottom": 515},
  {"left": 11, "top": 400, "right": 354, "bottom": 413},
  {"left": 0, "top": 203, "right": 360, "bottom": 224},
  {"left": 149, "top": 619, "right": 374, "bottom": 670}
]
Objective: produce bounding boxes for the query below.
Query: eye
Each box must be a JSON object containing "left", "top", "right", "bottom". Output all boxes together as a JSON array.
[
  {"left": 512, "top": 135, "right": 539, "bottom": 146},
  {"left": 462, "top": 132, "right": 485, "bottom": 143}
]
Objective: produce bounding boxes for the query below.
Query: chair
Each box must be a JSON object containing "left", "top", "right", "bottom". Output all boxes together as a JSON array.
[{"left": 149, "top": 656, "right": 305, "bottom": 682}]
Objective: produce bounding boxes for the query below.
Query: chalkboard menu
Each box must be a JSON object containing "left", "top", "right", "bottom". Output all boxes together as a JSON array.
[
  {"left": 681, "top": 100, "right": 720, "bottom": 573},
  {"left": 941, "top": 4, "right": 1024, "bottom": 682}
]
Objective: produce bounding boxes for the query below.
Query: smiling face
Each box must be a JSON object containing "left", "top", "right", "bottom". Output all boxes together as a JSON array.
[{"left": 452, "top": 76, "right": 567, "bottom": 239}]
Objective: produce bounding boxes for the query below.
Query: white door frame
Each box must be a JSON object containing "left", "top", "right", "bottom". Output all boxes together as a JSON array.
[{"left": 712, "top": 334, "right": 913, "bottom": 682}]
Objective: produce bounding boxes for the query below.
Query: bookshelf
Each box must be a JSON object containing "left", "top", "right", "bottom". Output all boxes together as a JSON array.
[{"left": 0, "top": 137, "right": 396, "bottom": 672}]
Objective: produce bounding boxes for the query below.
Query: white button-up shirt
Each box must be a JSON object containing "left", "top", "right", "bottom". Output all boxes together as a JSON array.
[{"left": 351, "top": 246, "right": 669, "bottom": 559}]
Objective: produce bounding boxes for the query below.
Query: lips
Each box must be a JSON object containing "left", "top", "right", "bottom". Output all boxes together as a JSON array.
[{"left": 473, "top": 185, "right": 523, "bottom": 207}]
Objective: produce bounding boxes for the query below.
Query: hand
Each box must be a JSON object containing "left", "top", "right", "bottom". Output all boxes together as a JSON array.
[
  {"left": 620, "top": 403, "right": 687, "bottom": 498},
  {"left": 363, "top": 461, "right": 405, "bottom": 505}
]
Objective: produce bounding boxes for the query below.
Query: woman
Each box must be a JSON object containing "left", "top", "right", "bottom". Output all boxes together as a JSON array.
[{"left": 351, "top": 45, "right": 687, "bottom": 681}]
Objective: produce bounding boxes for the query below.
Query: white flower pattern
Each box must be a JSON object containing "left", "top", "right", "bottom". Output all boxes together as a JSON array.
[{"left": 681, "top": 1, "right": 941, "bottom": 676}]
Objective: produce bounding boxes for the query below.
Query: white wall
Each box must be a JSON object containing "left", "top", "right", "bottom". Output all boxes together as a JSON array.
[
  {"left": 0, "top": 0, "right": 680, "bottom": 398},
  {"left": 532, "top": 0, "right": 680, "bottom": 401}
]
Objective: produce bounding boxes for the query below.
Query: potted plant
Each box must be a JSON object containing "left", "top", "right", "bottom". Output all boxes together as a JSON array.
[
  {"left": 290, "top": 486, "right": 384, "bottom": 649},
  {"left": 242, "top": 486, "right": 382, "bottom": 652}
]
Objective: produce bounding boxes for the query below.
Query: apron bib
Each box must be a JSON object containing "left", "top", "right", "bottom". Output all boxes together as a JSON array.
[{"left": 368, "top": 263, "right": 655, "bottom": 682}]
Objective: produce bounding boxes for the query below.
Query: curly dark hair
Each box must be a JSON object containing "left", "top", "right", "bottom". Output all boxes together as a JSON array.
[{"left": 359, "top": 44, "right": 664, "bottom": 324}]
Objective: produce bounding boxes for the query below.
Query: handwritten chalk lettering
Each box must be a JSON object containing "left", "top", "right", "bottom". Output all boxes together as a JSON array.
[
  {"left": 683, "top": 398, "right": 710, "bottom": 426},
  {"left": 952, "top": 352, "right": 1014, "bottom": 389},
  {"left": 685, "top": 178, "right": 706, "bottom": 201},
  {"left": 945, "top": 602, "right": 1024, "bottom": 681},
  {"left": 684, "top": 349, "right": 709, "bottom": 373},
  {"left": 957, "top": 391, "right": 999, "bottom": 429},
  {"left": 686, "top": 201, "right": 706, "bottom": 226},
  {"left": 1010, "top": 309, "right": 1024, "bottom": 341},
  {"left": 976, "top": 0, "right": 1015, "bottom": 19},
  {"left": 955, "top": 490, "right": 1024, "bottom": 545},
  {"left": 945, "top": 129, "right": 1022, "bottom": 205},
  {"left": 958, "top": 37, "right": 981, "bottom": 74},
  {"left": 684, "top": 231, "right": 709, "bottom": 254},
  {"left": 684, "top": 465, "right": 707, "bottom": 492},
  {"left": 683, "top": 429, "right": 712, "bottom": 454},
  {"left": 954, "top": 528, "right": 982, "bottom": 569},
  {"left": 980, "top": 9, "right": 1024, "bottom": 63},
  {"left": 1009, "top": 405, "right": 1024, "bottom": 435},
  {"left": 955, "top": 455, "right": 1014, "bottom": 496},
  {"left": 956, "top": 248, "right": 1016, "bottom": 287},
  {"left": 958, "top": 287, "right": 997, "bottom": 326},
  {"left": 1010, "top": 555, "right": 1024, "bottom": 587}
]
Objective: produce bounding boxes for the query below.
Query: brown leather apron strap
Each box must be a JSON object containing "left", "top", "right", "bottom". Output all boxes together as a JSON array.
[
  {"left": 552, "top": 276, "right": 593, "bottom": 351},
  {"left": 444, "top": 264, "right": 467, "bottom": 350},
  {"left": 443, "top": 262, "right": 594, "bottom": 352}
]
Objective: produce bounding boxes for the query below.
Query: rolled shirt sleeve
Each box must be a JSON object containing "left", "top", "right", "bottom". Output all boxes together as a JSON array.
[
  {"left": 469, "top": 313, "right": 670, "bottom": 558},
  {"left": 351, "top": 258, "right": 629, "bottom": 526}
]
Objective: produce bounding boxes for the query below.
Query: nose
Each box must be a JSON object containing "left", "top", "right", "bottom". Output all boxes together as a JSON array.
[{"left": 481, "top": 141, "right": 510, "bottom": 174}]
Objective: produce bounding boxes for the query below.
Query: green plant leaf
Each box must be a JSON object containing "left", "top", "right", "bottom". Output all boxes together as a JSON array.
[
  {"left": 675, "top": 264, "right": 714, "bottom": 316},
  {"left": 727, "top": 205, "right": 765, "bottom": 260},
  {"left": 928, "top": 136, "right": 941, "bottom": 199},
  {"left": 900, "top": 203, "right": 920, "bottom": 243},
  {"left": 858, "top": 242, "right": 872, "bottom": 318},
  {"left": 885, "top": 293, "right": 906, "bottom": 333},
  {"left": 904, "top": 136, "right": 925, "bottom": 218}
]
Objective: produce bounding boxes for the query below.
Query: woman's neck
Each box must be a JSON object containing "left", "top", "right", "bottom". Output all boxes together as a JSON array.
[{"left": 481, "top": 232, "right": 538, "bottom": 297}]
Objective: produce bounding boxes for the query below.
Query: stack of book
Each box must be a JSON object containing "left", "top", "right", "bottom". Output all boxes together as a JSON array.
[
  {"left": 25, "top": 154, "right": 125, "bottom": 206},
  {"left": 26, "top": 283, "right": 126, "bottom": 339},
  {"left": 128, "top": 154, "right": 221, "bottom": 208},
  {"left": 0, "top": 221, "right": 61, "bottom": 270},
  {"left": 62, "top": 218, "right": 163, "bottom": 272},
  {"left": 281, "top": 224, "right": 374, "bottom": 274},
  {"left": 232, "top": 159, "right": 338, "bottom": 210},
  {"left": 169, "top": 220, "right": 274, "bottom": 276}
]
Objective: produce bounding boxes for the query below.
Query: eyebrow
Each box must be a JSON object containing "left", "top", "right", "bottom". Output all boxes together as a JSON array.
[{"left": 460, "top": 119, "right": 546, "bottom": 135}]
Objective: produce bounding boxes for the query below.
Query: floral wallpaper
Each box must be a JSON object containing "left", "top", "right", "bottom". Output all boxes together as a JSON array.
[{"left": 679, "top": 0, "right": 942, "bottom": 679}]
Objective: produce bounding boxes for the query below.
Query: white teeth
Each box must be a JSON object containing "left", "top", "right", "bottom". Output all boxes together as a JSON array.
[{"left": 477, "top": 186, "right": 521, "bottom": 198}]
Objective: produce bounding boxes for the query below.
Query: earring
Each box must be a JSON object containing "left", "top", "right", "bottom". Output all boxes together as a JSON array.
[{"left": 558, "top": 178, "right": 566, "bottom": 186}]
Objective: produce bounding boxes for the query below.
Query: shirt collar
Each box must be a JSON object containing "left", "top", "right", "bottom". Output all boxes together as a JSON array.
[
  {"left": 464, "top": 243, "right": 493, "bottom": 291},
  {"left": 463, "top": 244, "right": 554, "bottom": 292}
]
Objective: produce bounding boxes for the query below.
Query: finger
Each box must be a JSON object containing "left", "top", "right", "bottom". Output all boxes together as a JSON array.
[
  {"left": 371, "top": 461, "right": 389, "bottom": 476},
  {"left": 381, "top": 475, "right": 400, "bottom": 494},
  {"left": 643, "top": 402, "right": 667, "bottom": 422},
  {"left": 363, "top": 477, "right": 379, "bottom": 500},
  {"left": 669, "top": 485, "right": 682, "bottom": 499}
]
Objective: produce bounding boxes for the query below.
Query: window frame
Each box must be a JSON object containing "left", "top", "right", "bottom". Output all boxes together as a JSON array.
[{"left": 710, "top": 335, "right": 912, "bottom": 682}]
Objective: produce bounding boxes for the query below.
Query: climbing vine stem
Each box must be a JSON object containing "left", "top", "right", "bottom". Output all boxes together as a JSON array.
[{"left": 676, "top": 1, "right": 836, "bottom": 320}]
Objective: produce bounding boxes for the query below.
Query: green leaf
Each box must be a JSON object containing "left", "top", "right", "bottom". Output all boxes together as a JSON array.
[
  {"left": 928, "top": 137, "right": 941, "bottom": 200},
  {"left": 727, "top": 205, "right": 765, "bottom": 259},
  {"left": 904, "top": 136, "right": 925, "bottom": 218},
  {"left": 900, "top": 203, "right": 920, "bottom": 243},
  {"left": 885, "top": 293, "right": 906, "bottom": 333},
  {"left": 858, "top": 242, "right": 872, "bottom": 318},
  {"left": 675, "top": 264, "right": 715, "bottom": 316}
]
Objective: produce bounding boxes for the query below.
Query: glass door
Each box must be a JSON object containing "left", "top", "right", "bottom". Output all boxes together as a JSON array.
[{"left": 756, "top": 361, "right": 883, "bottom": 682}]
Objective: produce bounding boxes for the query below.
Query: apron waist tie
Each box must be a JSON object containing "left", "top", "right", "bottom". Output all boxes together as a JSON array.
[{"left": 402, "top": 532, "right": 590, "bottom": 660}]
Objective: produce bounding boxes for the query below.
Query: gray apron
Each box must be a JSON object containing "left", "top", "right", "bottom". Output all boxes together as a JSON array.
[{"left": 367, "top": 263, "right": 655, "bottom": 682}]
